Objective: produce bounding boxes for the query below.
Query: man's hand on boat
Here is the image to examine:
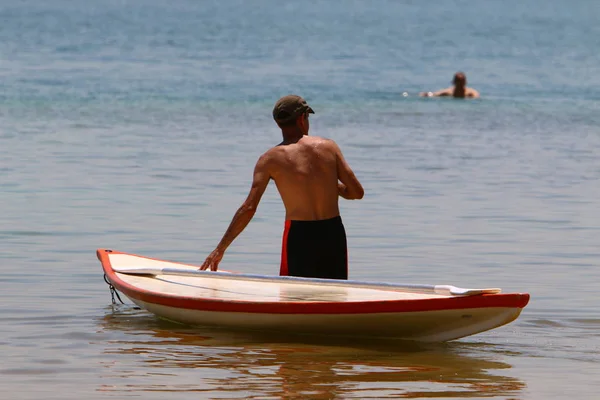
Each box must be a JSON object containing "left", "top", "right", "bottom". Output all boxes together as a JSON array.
[{"left": 200, "top": 248, "right": 224, "bottom": 271}]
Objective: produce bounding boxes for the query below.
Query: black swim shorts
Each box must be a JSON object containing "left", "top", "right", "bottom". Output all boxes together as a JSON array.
[{"left": 279, "top": 216, "right": 348, "bottom": 280}]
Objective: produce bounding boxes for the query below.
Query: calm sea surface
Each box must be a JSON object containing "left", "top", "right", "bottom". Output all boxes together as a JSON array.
[{"left": 1, "top": 0, "right": 599, "bottom": 399}]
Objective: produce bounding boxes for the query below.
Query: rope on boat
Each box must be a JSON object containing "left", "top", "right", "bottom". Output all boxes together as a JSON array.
[{"left": 104, "top": 274, "right": 125, "bottom": 305}]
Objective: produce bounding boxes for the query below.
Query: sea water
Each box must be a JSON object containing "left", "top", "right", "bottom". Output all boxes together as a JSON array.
[{"left": 1, "top": 0, "right": 599, "bottom": 398}]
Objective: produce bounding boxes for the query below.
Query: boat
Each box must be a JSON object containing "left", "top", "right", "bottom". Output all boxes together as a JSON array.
[{"left": 97, "top": 248, "right": 530, "bottom": 342}]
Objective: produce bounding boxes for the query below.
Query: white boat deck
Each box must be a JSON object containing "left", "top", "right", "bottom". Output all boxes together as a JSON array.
[{"left": 110, "top": 253, "right": 448, "bottom": 303}]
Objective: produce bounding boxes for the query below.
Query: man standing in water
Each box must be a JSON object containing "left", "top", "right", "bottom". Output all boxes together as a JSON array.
[
  {"left": 200, "top": 95, "right": 364, "bottom": 280},
  {"left": 420, "top": 72, "right": 480, "bottom": 98}
]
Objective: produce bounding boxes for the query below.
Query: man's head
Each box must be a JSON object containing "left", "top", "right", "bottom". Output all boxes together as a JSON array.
[
  {"left": 273, "top": 95, "right": 315, "bottom": 133},
  {"left": 452, "top": 72, "right": 467, "bottom": 87}
]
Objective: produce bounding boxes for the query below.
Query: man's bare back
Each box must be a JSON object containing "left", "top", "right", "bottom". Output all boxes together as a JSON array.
[
  {"left": 200, "top": 95, "right": 363, "bottom": 275},
  {"left": 264, "top": 136, "right": 358, "bottom": 221}
]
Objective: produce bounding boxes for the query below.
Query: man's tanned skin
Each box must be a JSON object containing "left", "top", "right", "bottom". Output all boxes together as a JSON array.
[
  {"left": 420, "top": 72, "right": 480, "bottom": 99},
  {"left": 200, "top": 96, "right": 363, "bottom": 272}
]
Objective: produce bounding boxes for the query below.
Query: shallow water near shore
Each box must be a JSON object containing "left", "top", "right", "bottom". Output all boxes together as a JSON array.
[{"left": 2, "top": 0, "right": 600, "bottom": 399}]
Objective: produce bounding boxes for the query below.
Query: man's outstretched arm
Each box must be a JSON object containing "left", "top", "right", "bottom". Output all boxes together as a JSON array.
[
  {"left": 419, "top": 87, "right": 452, "bottom": 97},
  {"left": 200, "top": 155, "right": 271, "bottom": 271}
]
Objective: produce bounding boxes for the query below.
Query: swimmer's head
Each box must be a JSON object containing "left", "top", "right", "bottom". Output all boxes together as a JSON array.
[{"left": 453, "top": 72, "right": 467, "bottom": 87}]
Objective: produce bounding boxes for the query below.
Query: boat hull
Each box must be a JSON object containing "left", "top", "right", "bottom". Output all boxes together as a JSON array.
[{"left": 128, "top": 298, "right": 523, "bottom": 342}]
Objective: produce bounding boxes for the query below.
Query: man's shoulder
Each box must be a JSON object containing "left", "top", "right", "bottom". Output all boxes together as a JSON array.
[
  {"left": 260, "top": 145, "right": 287, "bottom": 165},
  {"left": 307, "top": 136, "right": 337, "bottom": 146},
  {"left": 467, "top": 87, "right": 480, "bottom": 97},
  {"left": 264, "top": 136, "right": 338, "bottom": 153},
  {"left": 433, "top": 87, "right": 453, "bottom": 97},
  {"left": 259, "top": 147, "right": 278, "bottom": 163}
]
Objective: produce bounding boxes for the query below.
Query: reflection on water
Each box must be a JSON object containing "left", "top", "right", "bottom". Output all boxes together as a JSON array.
[{"left": 96, "top": 306, "right": 525, "bottom": 399}]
